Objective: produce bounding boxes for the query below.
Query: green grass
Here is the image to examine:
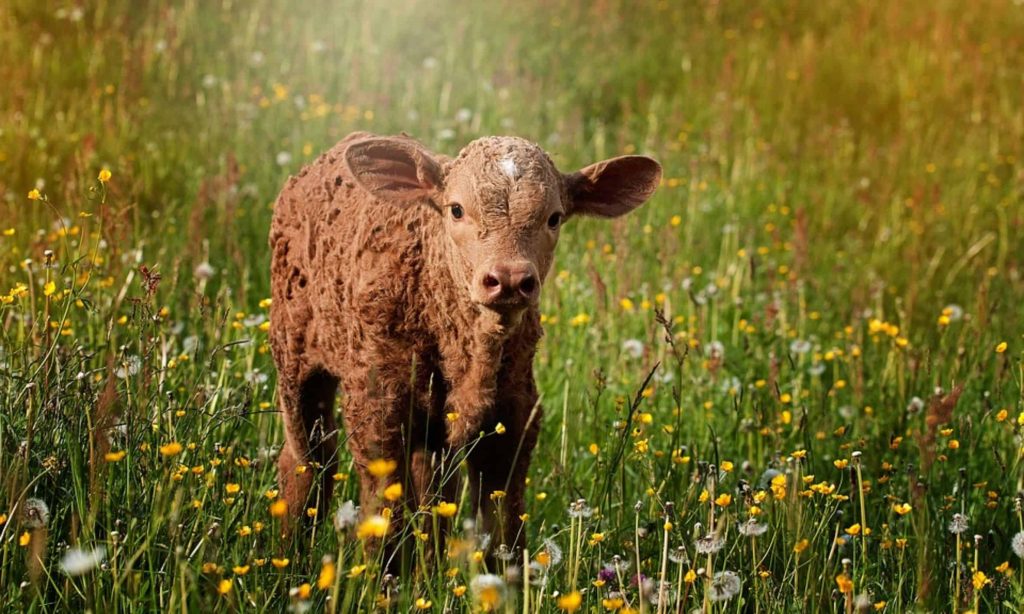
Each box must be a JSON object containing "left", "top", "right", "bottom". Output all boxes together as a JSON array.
[{"left": 1, "top": 0, "right": 1024, "bottom": 611}]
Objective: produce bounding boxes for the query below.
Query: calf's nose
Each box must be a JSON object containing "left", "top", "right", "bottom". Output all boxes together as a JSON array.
[{"left": 481, "top": 262, "right": 539, "bottom": 303}]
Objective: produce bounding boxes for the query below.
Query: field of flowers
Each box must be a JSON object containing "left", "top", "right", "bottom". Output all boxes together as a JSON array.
[{"left": 1, "top": 0, "right": 1023, "bottom": 611}]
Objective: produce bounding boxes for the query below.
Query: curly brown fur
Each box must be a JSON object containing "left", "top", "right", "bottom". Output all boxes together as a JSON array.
[{"left": 269, "top": 131, "right": 660, "bottom": 563}]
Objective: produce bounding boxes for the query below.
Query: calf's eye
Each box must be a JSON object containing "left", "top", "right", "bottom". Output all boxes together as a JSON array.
[
  {"left": 547, "top": 212, "right": 563, "bottom": 229},
  {"left": 449, "top": 204, "right": 464, "bottom": 220}
]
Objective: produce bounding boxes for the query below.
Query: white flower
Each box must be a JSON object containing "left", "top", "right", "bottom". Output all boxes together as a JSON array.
[
  {"left": 708, "top": 570, "right": 742, "bottom": 602},
  {"left": 22, "top": 498, "right": 49, "bottom": 529},
  {"left": 621, "top": 339, "right": 644, "bottom": 359},
  {"left": 907, "top": 396, "right": 925, "bottom": 414},
  {"left": 1012, "top": 531, "right": 1024, "bottom": 558},
  {"left": 470, "top": 574, "right": 506, "bottom": 607},
  {"left": 60, "top": 546, "right": 106, "bottom": 576},
  {"left": 438, "top": 128, "right": 456, "bottom": 141},
  {"left": 738, "top": 518, "right": 768, "bottom": 537},
  {"left": 276, "top": 151, "right": 293, "bottom": 167},
  {"left": 694, "top": 532, "right": 724, "bottom": 554},
  {"left": 455, "top": 108, "right": 473, "bottom": 123},
  {"left": 790, "top": 339, "right": 812, "bottom": 354},
  {"left": 333, "top": 500, "right": 358, "bottom": 531},
  {"left": 568, "top": 499, "right": 593, "bottom": 519},
  {"left": 948, "top": 513, "right": 969, "bottom": 535},
  {"left": 193, "top": 262, "right": 216, "bottom": 281},
  {"left": 115, "top": 356, "right": 141, "bottom": 379}
]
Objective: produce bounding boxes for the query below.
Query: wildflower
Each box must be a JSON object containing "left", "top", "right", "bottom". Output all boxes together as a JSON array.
[
  {"left": 684, "top": 569, "right": 697, "bottom": 583},
  {"left": 367, "top": 458, "right": 397, "bottom": 477},
  {"left": 556, "top": 591, "right": 582, "bottom": 611},
  {"left": 846, "top": 523, "right": 862, "bottom": 536},
  {"left": 271, "top": 557, "right": 289, "bottom": 568},
  {"left": 98, "top": 168, "right": 112, "bottom": 183},
  {"left": 453, "top": 585, "right": 467, "bottom": 597},
  {"left": 568, "top": 499, "right": 594, "bottom": 519},
  {"left": 793, "top": 539, "right": 810, "bottom": 554},
  {"left": 43, "top": 281, "right": 56, "bottom": 296},
  {"left": 217, "top": 579, "right": 232, "bottom": 595},
  {"left": 225, "top": 483, "right": 241, "bottom": 494},
  {"left": 708, "top": 571, "right": 742, "bottom": 602},
  {"left": 22, "top": 498, "right": 49, "bottom": 528},
  {"left": 972, "top": 570, "right": 990, "bottom": 590},
  {"left": 193, "top": 262, "right": 216, "bottom": 281},
  {"left": 495, "top": 422, "right": 506, "bottom": 435},
  {"left": 714, "top": 493, "right": 732, "bottom": 507},
  {"left": 892, "top": 503, "right": 912, "bottom": 515},
  {"left": 28, "top": 189, "right": 41, "bottom": 200},
  {"left": 334, "top": 500, "right": 358, "bottom": 530},
  {"left": 669, "top": 545, "right": 689, "bottom": 564},
  {"left": 159, "top": 442, "right": 183, "bottom": 457},
  {"left": 233, "top": 565, "right": 250, "bottom": 575},
  {"left": 105, "top": 450, "right": 127, "bottom": 462},
  {"left": 356, "top": 514, "right": 389, "bottom": 539},
  {"left": 19, "top": 532, "right": 31, "bottom": 546},
  {"left": 347, "top": 564, "right": 366, "bottom": 578},
  {"left": 59, "top": 546, "right": 106, "bottom": 576},
  {"left": 835, "top": 573, "right": 854, "bottom": 594},
  {"left": 948, "top": 513, "right": 969, "bottom": 535},
  {"left": 541, "top": 538, "right": 564, "bottom": 566},
  {"left": 0, "top": 514, "right": 6, "bottom": 525},
  {"left": 383, "top": 483, "right": 403, "bottom": 501},
  {"left": 415, "top": 597, "right": 432, "bottom": 610},
  {"left": 695, "top": 532, "right": 724, "bottom": 554},
  {"left": 995, "top": 342, "right": 1008, "bottom": 354},
  {"left": 738, "top": 519, "right": 768, "bottom": 537},
  {"left": 622, "top": 338, "right": 644, "bottom": 358},
  {"left": 433, "top": 501, "right": 457, "bottom": 518},
  {"left": 1011, "top": 531, "right": 1024, "bottom": 558},
  {"left": 470, "top": 574, "right": 506, "bottom": 610},
  {"left": 269, "top": 499, "right": 288, "bottom": 518}
]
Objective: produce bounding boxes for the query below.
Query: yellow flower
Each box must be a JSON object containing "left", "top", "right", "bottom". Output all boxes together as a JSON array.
[
  {"left": 793, "top": 539, "right": 810, "bottom": 554},
  {"left": 217, "top": 579, "right": 232, "bottom": 595},
  {"left": 225, "top": 483, "right": 241, "bottom": 494},
  {"left": 720, "top": 461, "right": 734, "bottom": 472},
  {"left": 995, "top": 342, "right": 1008, "bottom": 354},
  {"left": 495, "top": 422, "right": 506, "bottom": 435},
  {"left": 367, "top": 458, "right": 397, "bottom": 478},
  {"left": 159, "top": 442, "right": 183, "bottom": 457},
  {"left": 264, "top": 489, "right": 279, "bottom": 499},
  {"left": 557, "top": 591, "right": 582, "bottom": 611},
  {"left": 237, "top": 525, "right": 252, "bottom": 537},
  {"left": 98, "top": 168, "right": 112, "bottom": 183},
  {"left": 105, "top": 450, "right": 127, "bottom": 462},
  {"left": 536, "top": 551, "right": 552, "bottom": 567},
  {"left": 892, "top": 503, "right": 912, "bottom": 515},
  {"left": 19, "top": 531, "right": 31, "bottom": 546},
  {"left": 972, "top": 570, "right": 990, "bottom": 590},
  {"left": 383, "top": 482, "right": 403, "bottom": 501},
  {"left": 603, "top": 596, "right": 625, "bottom": 609},
  {"left": 269, "top": 499, "right": 288, "bottom": 518},
  {"left": 0, "top": 514, "right": 6, "bottom": 525},
  {"left": 306, "top": 507, "right": 318, "bottom": 518},
  {"left": 433, "top": 501, "right": 457, "bottom": 518},
  {"left": 846, "top": 523, "right": 862, "bottom": 536},
  {"left": 835, "top": 573, "right": 854, "bottom": 594},
  {"left": 28, "top": 188, "right": 41, "bottom": 200},
  {"left": 356, "top": 515, "right": 389, "bottom": 539},
  {"left": 670, "top": 215, "right": 682, "bottom": 226},
  {"left": 317, "top": 560, "right": 336, "bottom": 589},
  {"left": 714, "top": 493, "right": 732, "bottom": 507},
  {"left": 833, "top": 459, "right": 849, "bottom": 470},
  {"left": 347, "top": 564, "right": 366, "bottom": 578},
  {"left": 453, "top": 585, "right": 467, "bottom": 597},
  {"left": 232, "top": 565, "right": 250, "bottom": 575},
  {"left": 271, "top": 557, "right": 289, "bottom": 568},
  {"left": 43, "top": 281, "right": 56, "bottom": 296},
  {"left": 295, "top": 583, "right": 311, "bottom": 599},
  {"left": 415, "top": 597, "right": 432, "bottom": 610},
  {"left": 684, "top": 569, "right": 697, "bottom": 583}
]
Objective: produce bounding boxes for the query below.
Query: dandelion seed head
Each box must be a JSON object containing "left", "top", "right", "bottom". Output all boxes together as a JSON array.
[
  {"left": 60, "top": 546, "right": 106, "bottom": 576},
  {"left": 708, "top": 570, "right": 742, "bottom": 602},
  {"left": 948, "top": 513, "right": 969, "bottom": 535},
  {"left": 22, "top": 498, "right": 49, "bottom": 529},
  {"left": 1011, "top": 531, "right": 1024, "bottom": 558}
]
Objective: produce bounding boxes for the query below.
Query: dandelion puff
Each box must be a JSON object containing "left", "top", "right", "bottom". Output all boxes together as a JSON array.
[
  {"left": 542, "top": 537, "right": 564, "bottom": 566},
  {"left": 470, "top": 574, "right": 506, "bottom": 609},
  {"left": 333, "top": 501, "right": 358, "bottom": 531},
  {"left": 193, "top": 262, "right": 216, "bottom": 281},
  {"left": 621, "top": 339, "right": 644, "bottom": 359},
  {"left": 1011, "top": 531, "right": 1024, "bottom": 558},
  {"left": 694, "top": 532, "right": 724, "bottom": 555},
  {"left": 790, "top": 339, "right": 812, "bottom": 354},
  {"left": 944, "top": 304, "right": 964, "bottom": 321},
  {"left": 60, "top": 546, "right": 106, "bottom": 576},
  {"left": 708, "top": 570, "right": 742, "bottom": 602},
  {"left": 907, "top": 396, "right": 925, "bottom": 415},
  {"left": 495, "top": 544, "right": 515, "bottom": 562},
  {"left": 705, "top": 340, "right": 725, "bottom": 360},
  {"left": 668, "top": 545, "right": 689, "bottom": 565},
  {"left": 568, "top": 499, "right": 593, "bottom": 519},
  {"left": 21, "top": 498, "right": 49, "bottom": 529},
  {"left": 528, "top": 561, "right": 548, "bottom": 586},
  {"left": 809, "top": 362, "right": 826, "bottom": 376},
  {"left": 276, "top": 151, "right": 293, "bottom": 167},
  {"left": 738, "top": 519, "right": 768, "bottom": 537},
  {"left": 948, "top": 513, "right": 969, "bottom": 535}
]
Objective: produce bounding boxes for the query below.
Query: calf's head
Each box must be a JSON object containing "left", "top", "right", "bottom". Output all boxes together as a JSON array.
[{"left": 345, "top": 135, "right": 661, "bottom": 317}]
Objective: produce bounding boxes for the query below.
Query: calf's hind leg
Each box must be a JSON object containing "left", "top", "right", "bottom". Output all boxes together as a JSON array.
[{"left": 278, "top": 366, "right": 341, "bottom": 518}]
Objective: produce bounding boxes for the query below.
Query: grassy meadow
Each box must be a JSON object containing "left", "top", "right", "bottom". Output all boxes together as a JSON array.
[{"left": 2, "top": 0, "right": 1024, "bottom": 611}]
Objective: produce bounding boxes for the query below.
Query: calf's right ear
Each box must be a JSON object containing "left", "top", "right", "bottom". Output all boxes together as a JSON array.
[{"left": 344, "top": 137, "right": 444, "bottom": 202}]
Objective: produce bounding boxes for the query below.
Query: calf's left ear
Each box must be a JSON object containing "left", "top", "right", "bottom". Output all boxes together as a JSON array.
[{"left": 564, "top": 155, "right": 662, "bottom": 218}]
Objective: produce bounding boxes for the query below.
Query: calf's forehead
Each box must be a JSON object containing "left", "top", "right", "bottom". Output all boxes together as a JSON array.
[{"left": 446, "top": 137, "right": 565, "bottom": 215}]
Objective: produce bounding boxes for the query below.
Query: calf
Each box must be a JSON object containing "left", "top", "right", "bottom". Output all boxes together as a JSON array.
[{"left": 269, "top": 131, "right": 660, "bottom": 558}]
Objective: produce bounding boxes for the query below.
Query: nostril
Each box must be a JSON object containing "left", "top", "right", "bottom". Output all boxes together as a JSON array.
[
  {"left": 483, "top": 274, "right": 501, "bottom": 289},
  {"left": 518, "top": 275, "right": 537, "bottom": 295}
]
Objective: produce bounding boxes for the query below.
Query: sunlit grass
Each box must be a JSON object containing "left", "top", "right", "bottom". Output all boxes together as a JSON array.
[{"left": 2, "top": 0, "right": 1024, "bottom": 611}]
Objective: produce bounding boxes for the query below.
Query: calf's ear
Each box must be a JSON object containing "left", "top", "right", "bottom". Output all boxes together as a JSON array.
[
  {"left": 564, "top": 155, "right": 662, "bottom": 218},
  {"left": 344, "top": 136, "right": 444, "bottom": 202}
]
